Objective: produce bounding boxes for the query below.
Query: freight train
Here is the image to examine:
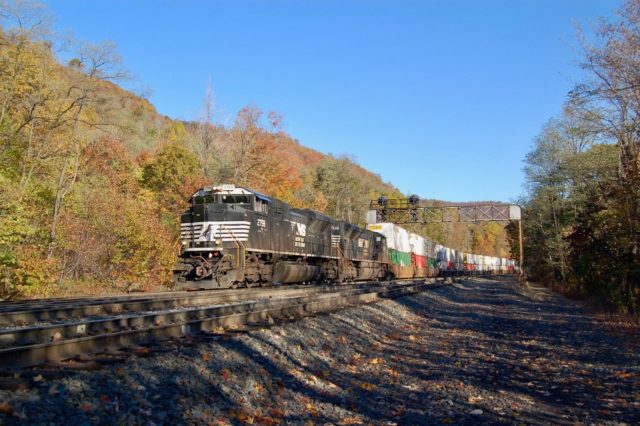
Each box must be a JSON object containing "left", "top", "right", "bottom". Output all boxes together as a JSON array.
[{"left": 174, "top": 184, "right": 516, "bottom": 290}]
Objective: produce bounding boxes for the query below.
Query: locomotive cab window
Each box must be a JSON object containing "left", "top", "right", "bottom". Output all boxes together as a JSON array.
[
  {"left": 193, "top": 194, "right": 215, "bottom": 205},
  {"left": 221, "top": 194, "right": 250, "bottom": 204},
  {"left": 255, "top": 197, "right": 270, "bottom": 213}
]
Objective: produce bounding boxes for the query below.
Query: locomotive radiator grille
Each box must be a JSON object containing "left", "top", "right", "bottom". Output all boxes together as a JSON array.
[{"left": 181, "top": 221, "right": 251, "bottom": 242}]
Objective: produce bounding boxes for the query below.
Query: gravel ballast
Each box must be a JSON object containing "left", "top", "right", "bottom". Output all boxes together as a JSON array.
[{"left": 0, "top": 277, "right": 638, "bottom": 425}]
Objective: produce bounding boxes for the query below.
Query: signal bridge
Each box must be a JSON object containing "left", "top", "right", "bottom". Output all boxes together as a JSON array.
[{"left": 367, "top": 197, "right": 521, "bottom": 224}]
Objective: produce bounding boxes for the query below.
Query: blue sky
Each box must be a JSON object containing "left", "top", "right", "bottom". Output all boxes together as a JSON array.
[{"left": 44, "top": 0, "right": 620, "bottom": 202}]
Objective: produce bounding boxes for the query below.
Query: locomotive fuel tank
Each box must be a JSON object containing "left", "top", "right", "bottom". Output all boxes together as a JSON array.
[
  {"left": 273, "top": 261, "right": 322, "bottom": 283},
  {"left": 356, "top": 261, "right": 382, "bottom": 280}
]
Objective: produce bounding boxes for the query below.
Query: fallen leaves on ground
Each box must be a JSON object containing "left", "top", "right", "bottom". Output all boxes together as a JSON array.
[
  {"left": 359, "top": 382, "right": 376, "bottom": 391},
  {"left": 339, "top": 416, "right": 363, "bottom": 425},
  {"left": 220, "top": 369, "right": 232, "bottom": 381},
  {"left": 0, "top": 402, "right": 12, "bottom": 415}
]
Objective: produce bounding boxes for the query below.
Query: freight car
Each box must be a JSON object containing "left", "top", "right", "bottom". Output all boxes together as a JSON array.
[
  {"left": 174, "top": 184, "right": 515, "bottom": 290},
  {"left": 365, "top": 222, "right": 515, "bottom": 277}
]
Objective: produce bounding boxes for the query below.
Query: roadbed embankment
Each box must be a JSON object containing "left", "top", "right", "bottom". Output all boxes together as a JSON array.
[{"left": 0, "top": 277, "right": 638, "bottom": 425}]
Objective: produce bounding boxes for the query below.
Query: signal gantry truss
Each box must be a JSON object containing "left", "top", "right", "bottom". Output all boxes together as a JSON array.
[{"left": 367, "top": 197, "right": 521, "bottom": 224}]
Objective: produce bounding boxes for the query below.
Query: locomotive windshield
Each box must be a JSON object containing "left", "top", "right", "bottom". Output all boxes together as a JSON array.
[
  {"left": 191, "top": 191, "right": 253, "bottom": 205},
  {"left": 221, "top": 194, "right": 250, "bottom": 204},
  {"left": 192, "top": 191, "right": 215, "bottom": 205}
]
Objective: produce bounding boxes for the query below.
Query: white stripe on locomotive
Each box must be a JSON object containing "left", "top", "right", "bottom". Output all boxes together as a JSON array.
[{"left": 181, "top": 221, "right": 251, "bottom": 242}]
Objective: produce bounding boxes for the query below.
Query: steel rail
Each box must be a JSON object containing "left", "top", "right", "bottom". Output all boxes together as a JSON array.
[
  {"left": 0, "top": 280, "right": 425, "bottom": 313},
  {"left": 0, "top": 286, "right": 334, "bottom": 313},
  {"left": 0, "top": 287, "right": 305, "bottom": 313},
  {"left": 0, "top": 280, "right": 435, "bottom": 369},
  {"left": 0, "top": 282, "right": 417, "bottom": 347},
  {"left": 0, "top": 282, "right": 400, "bottom": 327}
]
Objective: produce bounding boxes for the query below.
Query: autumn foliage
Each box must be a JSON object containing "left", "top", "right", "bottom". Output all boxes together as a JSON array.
[
  {"left": 0, "top": 4, "right": 393, "bottom": 299},
  {"left": 0, "top": 2, "right": 511, "bottom": 299},
  {"left": 517, "top": 0, "right": 640, "bottom": 313}
]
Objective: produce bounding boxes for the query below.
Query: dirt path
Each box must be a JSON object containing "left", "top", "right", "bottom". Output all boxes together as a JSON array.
[{"left": 0, "top": 277, "right": 638, "bottom": 425}]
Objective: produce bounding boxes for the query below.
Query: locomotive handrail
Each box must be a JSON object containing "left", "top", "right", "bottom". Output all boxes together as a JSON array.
[
  {"left": 335, "top": 243, "right": 353, "bottom": 281},
  {"left": 219, "top": 223, "right": 246, "bottom": 281}
]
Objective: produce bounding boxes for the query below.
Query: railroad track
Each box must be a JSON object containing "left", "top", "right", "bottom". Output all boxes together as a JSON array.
[
  {"left": 0, "top": 279, "right": 444, "bottom": 369},
  {"left": 0, "top": 283, "right": 387, "bottom": 327}
]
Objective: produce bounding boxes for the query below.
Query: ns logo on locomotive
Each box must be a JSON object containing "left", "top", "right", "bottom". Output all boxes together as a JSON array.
[{"left": 174, "top": 184, "right": 515, "bottom": 290}]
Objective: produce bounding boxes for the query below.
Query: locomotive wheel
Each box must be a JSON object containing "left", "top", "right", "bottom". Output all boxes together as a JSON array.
[{"left": 216, "top": 272, "right": 240, "bottom": 289}]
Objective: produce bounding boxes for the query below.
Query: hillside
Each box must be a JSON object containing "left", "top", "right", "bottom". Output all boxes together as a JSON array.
[{"left": 0, "top": 9, "right": 510, "bottom": 299}]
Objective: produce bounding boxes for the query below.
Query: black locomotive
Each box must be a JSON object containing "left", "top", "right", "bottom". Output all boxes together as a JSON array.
[{"left": 174, "top": 184, "right": 389, "bottom": 290}]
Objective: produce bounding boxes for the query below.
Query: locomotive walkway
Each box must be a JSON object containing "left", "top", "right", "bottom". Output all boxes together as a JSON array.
[{"left": 0, "top": 277, "right": 638, "bottom": 424}]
